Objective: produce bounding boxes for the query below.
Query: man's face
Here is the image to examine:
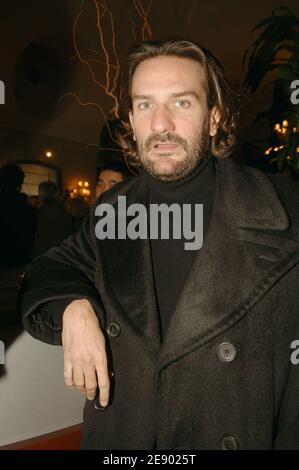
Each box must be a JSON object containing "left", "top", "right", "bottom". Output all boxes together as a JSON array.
[
  {"left": 129, "top": 56, "right": 220, "bottom": 182},
  {"left": 96, "top": 169, "right": 124, "bottom": 197}
]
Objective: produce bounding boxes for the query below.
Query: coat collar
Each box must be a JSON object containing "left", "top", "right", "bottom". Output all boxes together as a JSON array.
[
  {"left": 96, "top": 158, "right": 299, "bottom": 366},
  {"left": 158, "top": 159, "right": 299, "bottom": 368},
  {"left": 219, "top": 158, "right": 289, "bottom": 231}
]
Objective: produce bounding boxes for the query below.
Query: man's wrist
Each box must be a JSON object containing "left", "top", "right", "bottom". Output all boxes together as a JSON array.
[
  {"left": 67, "top": 298, "right": 92, "bottom": 308},
  {"left": 63, "top": 298, "right": 99, "bottom": 323}
]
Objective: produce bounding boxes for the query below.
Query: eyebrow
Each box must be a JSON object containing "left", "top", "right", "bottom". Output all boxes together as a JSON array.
[
  {"left": 132, "top": 91, "right": 200, "bottom": 101},
  {"left": 98, "top": 178, "right": 119, "bottom": 183}
]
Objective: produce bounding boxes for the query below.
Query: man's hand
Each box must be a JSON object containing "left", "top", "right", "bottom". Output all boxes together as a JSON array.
[{"left": 62, "top": 299, "right": 109, "bottom": 406}]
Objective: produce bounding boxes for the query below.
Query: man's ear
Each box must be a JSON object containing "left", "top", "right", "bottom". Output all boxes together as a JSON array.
[
  {"left": 129, "top": 111, "right": 136, "bottom": 141},
  {"left": 209, "top": 107, "right": 221, "bottom": 137}
]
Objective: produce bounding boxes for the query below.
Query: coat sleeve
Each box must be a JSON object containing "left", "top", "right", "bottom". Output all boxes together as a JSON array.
[{"left": 19, "top": 210, "right": 105, "bottom": 346}]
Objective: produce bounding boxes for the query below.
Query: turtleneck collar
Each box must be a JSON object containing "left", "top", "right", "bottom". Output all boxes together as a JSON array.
[{"left": 141, "top": 152, "right": 216, "bottom": 203}]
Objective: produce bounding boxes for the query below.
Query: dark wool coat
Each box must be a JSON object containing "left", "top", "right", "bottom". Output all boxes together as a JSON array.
[{"left": 20, "top": 158, "right": 299, "bottom": 450}]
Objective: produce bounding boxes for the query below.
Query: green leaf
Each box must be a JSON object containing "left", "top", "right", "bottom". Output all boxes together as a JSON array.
[
  {"left": 277, "top": 65, "right": 298, "bottom": 81},
  {"left": 272, "top": 6, "right": 296, "bottom": 17},
  {"left": 242, "top": 12, "right": 297, "bottom": 81},
  {"left": 252, "top": 110, "right": 272, "bottom": 126},
  {"left": 252, "top": 16, "right": 274, "bottom": 33}
]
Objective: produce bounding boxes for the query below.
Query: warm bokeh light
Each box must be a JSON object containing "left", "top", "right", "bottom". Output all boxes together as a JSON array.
[
  {"left": 69, "top": 180, "right": 92, "bottom": 199},
  {"left": 264, "top": 147, "right": 272, "bottom": 155}
]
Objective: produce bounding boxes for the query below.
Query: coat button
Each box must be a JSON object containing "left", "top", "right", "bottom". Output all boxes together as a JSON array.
[
  {"left": 17, "top": 271, "right": 26, "bottom": 287},
  {"left": 221, "top": 435, "right": 239, "bottom": 450},
  {"left": 106, "top": 321, "right": 121, "bottom": 338},
  {"left": 217, "top": 342, "right": 237, "bottom": 362}
]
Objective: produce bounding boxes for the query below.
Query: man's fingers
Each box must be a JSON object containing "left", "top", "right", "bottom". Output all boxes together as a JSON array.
[
  {"left": 73, "top": 367, "right": 85, "bottom": 390},
  {"left": 96, "top": 360, "right": 110, "bottom": 407},
  {"left": 62, "top": 302, "right": 110, "bottom": 402},
  {"left": 64, "top": 362, "right": 74, "bottom": 388},
  {"left": 84, "top": 367, "right": 98, "bottom": 400}
]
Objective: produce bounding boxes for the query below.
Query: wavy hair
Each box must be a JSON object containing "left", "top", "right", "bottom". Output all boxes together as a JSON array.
[{"left": 117, "top": 39, "right": 240, "bottom": 167}]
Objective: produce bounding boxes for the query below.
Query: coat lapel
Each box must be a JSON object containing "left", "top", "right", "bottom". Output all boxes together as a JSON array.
[
  {"left": 96, "top": 159, "right": 299, "bottom": 367},
  {"left": 96, "top": 178, "right": 162, "bottom": 362},
  {"left": 158, "top": 159, "right": 299, "bottom": 368}
]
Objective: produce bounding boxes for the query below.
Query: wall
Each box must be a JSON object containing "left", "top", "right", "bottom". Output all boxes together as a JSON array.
[
  {"left": 0, "top": 128, "right": 98, "bottom": 192},
  {"left": 0, "top": 0, "right": 111, "bottom": 146},
  {"left": 0, "top": 325, "right": 85, "bottom": 447}
]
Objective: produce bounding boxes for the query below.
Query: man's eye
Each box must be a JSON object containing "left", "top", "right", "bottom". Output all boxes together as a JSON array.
[
  {"left": 174, "top": 100, "right": 190, "bottom": 108},
  {"left": 138, "top": 102, "right": 153, "bottom": 110}
]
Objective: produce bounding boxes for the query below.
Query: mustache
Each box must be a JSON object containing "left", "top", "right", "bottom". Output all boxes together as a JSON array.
[{"left": 145, "top": 133, "right": 188, "bottom": 152}]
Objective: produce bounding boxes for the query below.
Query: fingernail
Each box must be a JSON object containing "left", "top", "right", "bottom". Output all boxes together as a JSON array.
[{"left": 94, "top": 399, "right": 107, "bottom": 411}]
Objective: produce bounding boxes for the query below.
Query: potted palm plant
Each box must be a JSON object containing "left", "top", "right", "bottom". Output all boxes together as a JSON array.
[{"left": 243, "top": 6, "right": 299, "bottom": 174}]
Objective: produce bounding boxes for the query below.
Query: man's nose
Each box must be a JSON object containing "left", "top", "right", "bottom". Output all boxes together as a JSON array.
[
  {"left": 150, "top": 106, "right": 175, "bottom": 134},
  {"left": 102, "top": 182, "right": 110, "bottom": 193}
]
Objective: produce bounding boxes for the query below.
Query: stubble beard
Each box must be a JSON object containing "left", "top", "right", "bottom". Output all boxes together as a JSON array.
[{"left": 137, "top": 123, "right": 211, "bottom": 182}]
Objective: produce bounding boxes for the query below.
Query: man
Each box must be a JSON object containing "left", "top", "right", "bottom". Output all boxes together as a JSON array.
[
  {"left": 95, "top": 161, "right": 129, "bottom": 198},
  {"left": 0, "top": 163, "right": 36, "bottom": 265},
  {"left": 33, "top": 181, "right": 73, "bottom": 258},
  {"left": 20, "top": 39, "right": 299, "bottom": 450}
]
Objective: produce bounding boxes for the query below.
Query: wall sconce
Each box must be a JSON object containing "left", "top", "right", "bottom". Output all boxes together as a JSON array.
[{"left": 70, "top": 180, "right": 91, "bottom": 198}]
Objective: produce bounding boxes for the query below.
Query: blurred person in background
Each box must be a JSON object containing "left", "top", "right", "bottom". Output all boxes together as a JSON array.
[
  {"left": 27, "top": 195, "right": 42, "bottom": 210},
  {"left": 64, "top": 196, "right": 89, "bottom": 232},
  {"left": 95, "top": 161, "right": 131, "bottom": 199},
  {"left": 0, "top": 163, "right": 36, "bottom": 266},
  {"left": 33, "top": 181, "right": 73, "bottom": 259}
]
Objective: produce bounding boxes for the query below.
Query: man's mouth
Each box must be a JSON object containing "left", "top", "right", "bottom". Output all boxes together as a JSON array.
[{"left": 152, "top": 142, "right": 179, "bottom": 151}]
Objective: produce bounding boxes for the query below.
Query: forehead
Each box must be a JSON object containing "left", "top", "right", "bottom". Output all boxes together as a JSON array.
[
  {"left": 98, "top": 169, "right": 123, "bottom": 181},
  {"left": 131, "top": 56, "right": 206, "bottom": 97}
]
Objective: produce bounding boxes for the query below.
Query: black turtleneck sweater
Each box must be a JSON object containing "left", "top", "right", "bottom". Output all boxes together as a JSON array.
[{"left": 144, "top": 153, "right": 216, "bottom": 339}]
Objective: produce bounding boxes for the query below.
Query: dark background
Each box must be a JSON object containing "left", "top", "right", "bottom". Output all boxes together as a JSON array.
[{"left": 0, "top": 0, "right": 298, "bottom": 166}]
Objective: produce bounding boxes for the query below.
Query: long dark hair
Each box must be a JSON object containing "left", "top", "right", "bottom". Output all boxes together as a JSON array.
[{"left": 117, "top": 39, "right": 240, "bottom": 167}]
